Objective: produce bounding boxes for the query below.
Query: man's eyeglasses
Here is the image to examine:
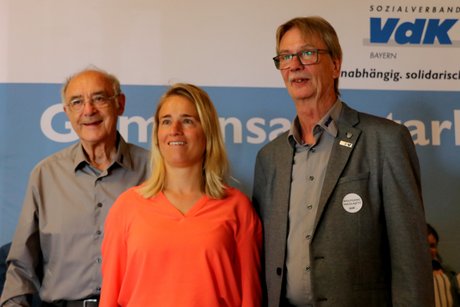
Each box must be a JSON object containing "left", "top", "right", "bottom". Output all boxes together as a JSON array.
[
  {"left": 273, "top": 49, "right": 330, "bottom": 70},
  {"left": 67, "top": 93, "right": 119, "bottom": 112}
]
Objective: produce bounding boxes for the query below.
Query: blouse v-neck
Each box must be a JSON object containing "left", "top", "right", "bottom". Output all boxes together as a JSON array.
[{"left": 158, "top": 191, "right": 209, "bottom": 217}]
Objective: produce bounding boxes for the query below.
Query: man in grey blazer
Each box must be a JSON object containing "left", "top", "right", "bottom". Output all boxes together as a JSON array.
[{"left": 252, "top": 16, "right": 434, "bottom": 306}]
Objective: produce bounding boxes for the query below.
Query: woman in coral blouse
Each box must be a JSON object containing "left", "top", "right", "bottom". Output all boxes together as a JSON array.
[{"left": 100, "top": 83, "right": 262, "bottom": 307}]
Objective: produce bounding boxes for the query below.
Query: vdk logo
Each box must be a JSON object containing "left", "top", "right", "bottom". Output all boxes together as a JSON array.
[{"left": 370, "top": 18, "right": 458, "bottom": 44}]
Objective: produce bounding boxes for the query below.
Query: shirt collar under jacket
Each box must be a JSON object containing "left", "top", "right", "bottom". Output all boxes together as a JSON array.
[
  {"left": 72, "top": 132, "right": 134, "bottom": 172},
  {"left": 288, "top": 99, "right": 342, "bottom": 147}
]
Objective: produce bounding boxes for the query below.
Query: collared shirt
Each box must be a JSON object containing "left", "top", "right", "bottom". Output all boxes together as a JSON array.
[
  {"left": 285, "top": 100, "right": 342, "bottom": 306},
  {"left": 0, "top": 134, "right": 149, "bottom": 306}
]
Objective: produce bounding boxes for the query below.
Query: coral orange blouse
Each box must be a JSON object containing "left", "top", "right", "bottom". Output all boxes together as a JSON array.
[{"left": 100, "top": 186, "right": 262, "bottom": 307}]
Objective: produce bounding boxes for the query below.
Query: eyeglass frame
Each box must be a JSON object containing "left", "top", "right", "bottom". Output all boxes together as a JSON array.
[
  {"left": 66, "top": 92, "right": 120, "bottom": 112},
  {"left": 273, "top": 48, "right": 330, "bottom": 70}
]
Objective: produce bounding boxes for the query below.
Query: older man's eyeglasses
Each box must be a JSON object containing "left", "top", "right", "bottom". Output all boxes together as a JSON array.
[
  {"left": 273, "top": 49, "right": 330, "bottom": 70},
  {"left": 67, "top": 93, "right": 119, "bottom": 112}
]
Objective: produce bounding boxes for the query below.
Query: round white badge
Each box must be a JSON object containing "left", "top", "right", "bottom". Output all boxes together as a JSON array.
[{"left": 342, "top": 193, "right": 363, "bottom": 213}]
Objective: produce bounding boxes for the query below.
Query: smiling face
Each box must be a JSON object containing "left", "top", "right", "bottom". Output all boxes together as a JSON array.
[
  {"left": 157, "top": 95, "right": 206, "bottom": 169},
  {"left": 63, "top": 70, "right": 125, "bottom": 147},
  {"left": 279, "top": 27, "right": 341, "bottom": 103}
]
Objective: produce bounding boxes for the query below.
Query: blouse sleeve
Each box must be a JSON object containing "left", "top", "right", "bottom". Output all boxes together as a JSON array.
[
  {"left": 99, "top": 194, "right": 129, "bottom": 307},
  {"left": 236, "top": 195, "right": 263, "bottom": 307}
]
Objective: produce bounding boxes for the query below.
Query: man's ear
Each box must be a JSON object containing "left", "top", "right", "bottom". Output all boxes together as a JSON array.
[
  {"left": 117, "top": 93, "right": 126, "bottom": 115},
  {"left": 332, "top": 58, "right": 342, "bottom": 79},
  {"left": 63, "top": 104, "right": 69, "bottom": 115}
]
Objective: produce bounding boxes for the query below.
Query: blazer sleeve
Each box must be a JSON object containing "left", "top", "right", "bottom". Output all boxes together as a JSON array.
[{"left": 381, "top": 125, "right": 434, "bottom": 306}]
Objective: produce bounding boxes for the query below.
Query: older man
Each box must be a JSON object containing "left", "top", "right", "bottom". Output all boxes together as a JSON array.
[
  {"left": 0, "top": 68, "right": 149, "bottom": 307},
  {"left": 253, "top": 16, "right": 434, "bottom": 306}
]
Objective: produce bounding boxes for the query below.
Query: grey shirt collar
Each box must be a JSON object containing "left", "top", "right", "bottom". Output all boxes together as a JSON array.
[{"left": 288, "top": 99, "right": 343, "bottom": 147}]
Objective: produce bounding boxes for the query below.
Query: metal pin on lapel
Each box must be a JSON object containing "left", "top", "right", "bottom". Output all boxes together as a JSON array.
[
  {"left": 339, "top": 132, "right": 354, "bottom": 148},
  {"left": 339, "top": 140, "right": 353, "bottom": 148}
]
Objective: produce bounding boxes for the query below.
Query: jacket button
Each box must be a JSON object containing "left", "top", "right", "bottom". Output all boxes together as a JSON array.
[{"left": 276, "top": 267, "right": 282, "bottom": 275}]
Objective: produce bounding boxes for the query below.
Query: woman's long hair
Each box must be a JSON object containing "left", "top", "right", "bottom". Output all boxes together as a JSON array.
[{"left": 138, "top": 83, "right": 229, "bottom": 199}]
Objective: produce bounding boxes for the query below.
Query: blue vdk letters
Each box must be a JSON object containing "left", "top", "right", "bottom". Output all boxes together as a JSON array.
[{"left": 370, "top": 18, "right": 458, "bottom": 44}]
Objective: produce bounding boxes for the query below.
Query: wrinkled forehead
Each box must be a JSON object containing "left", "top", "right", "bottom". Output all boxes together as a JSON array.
[
  {"left": 279, "top": 28, "right": 326, "bottom": 52},
  {"left": 278, "top": 26, "right": 325, "bottom": 50},
  {"left": 65, "top": 71, "right": 112, "bottom": 98}
]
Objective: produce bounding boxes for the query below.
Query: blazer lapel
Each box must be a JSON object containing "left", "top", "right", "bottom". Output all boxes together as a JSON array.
[
  {"left": 314, "top": 104, "right": 361, "bottom": 230},
  {"left": 276, "top": 135, "right": 295, "bottom": 218}
]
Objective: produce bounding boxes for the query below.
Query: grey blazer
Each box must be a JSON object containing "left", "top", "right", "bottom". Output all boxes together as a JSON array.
[{"left": 253, "top": 103, "right": 434, "bottom": 307}]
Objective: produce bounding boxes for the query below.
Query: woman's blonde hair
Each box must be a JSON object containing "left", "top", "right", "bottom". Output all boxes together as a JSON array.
[{"left": 138, "top": 83, "right": 229, "bottom": 199}]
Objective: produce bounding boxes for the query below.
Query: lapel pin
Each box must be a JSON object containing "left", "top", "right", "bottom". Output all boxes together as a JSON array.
[{"left": 339, "top": 140, "right": 353, "bottom": 148}]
